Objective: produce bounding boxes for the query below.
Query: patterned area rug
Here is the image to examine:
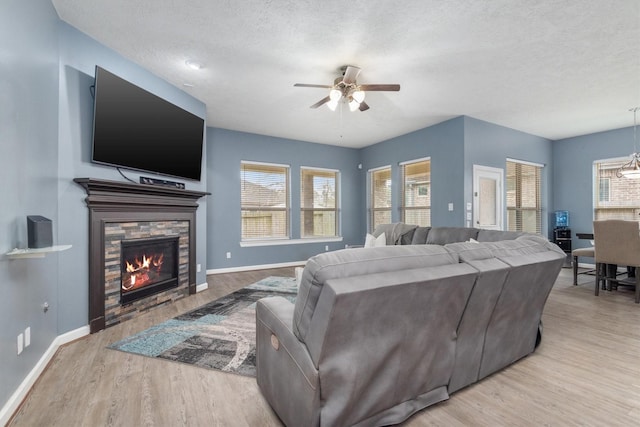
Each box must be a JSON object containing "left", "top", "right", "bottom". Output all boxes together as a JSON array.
[{"left": 108, "top": 276, "right": 298, "bottom": 377}]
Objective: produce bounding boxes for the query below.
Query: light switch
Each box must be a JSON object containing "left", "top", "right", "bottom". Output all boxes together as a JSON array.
[{"left": 448, "top": 203, "right": 454, "bottom": 211}]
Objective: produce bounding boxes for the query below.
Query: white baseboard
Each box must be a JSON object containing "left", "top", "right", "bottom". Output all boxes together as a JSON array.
[
  {"left": 0, "top": 325, "right": 90, "bottom": 426},
  {"left": 195, "top": 281, "right": 208, "bottom": 293},
  {"left": 207, "top": 260, "right": 306, "bottom": 275}
]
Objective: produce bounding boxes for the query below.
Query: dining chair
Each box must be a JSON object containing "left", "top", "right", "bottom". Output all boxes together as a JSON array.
[
  {"left": 593, "top": 220, "right": 640, "bottom": 303},
  {"left": 571, "top": 246, "right": 600, "bottom": 286}
]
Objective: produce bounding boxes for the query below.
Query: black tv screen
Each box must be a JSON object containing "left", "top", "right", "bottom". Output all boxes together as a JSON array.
[{"left": 92, "top": 66, "right": 204, "bottom": 181}]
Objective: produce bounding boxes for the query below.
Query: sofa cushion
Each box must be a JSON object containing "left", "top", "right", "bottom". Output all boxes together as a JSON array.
[
  {"left": 364, "top": 233, "right": 387, "bottom": 248},
  {"left": 373, "top": 222, "right": 418, "bottom": 245},
  {"left": 444, "top": 241, "right": 494, "bottom": 261},
  {"left": 426, "top": 227, "right": 480, "bottom": 245},
  {"left": 482, "top": 234, "right": 561, "bottom": 257},
  {"left": 411, "top": 226, "right": 431, "bottom": 244},
  {"left": 476, "top": 229, "right": 524, "bottom": 242},
  {"left": 293, "top": 245, "right": 459, "bottom": 342}
]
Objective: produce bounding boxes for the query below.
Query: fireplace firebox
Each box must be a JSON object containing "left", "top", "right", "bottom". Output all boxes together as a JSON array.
[{"left": 120, "top": 236, "right": 180, "bottom": 305}]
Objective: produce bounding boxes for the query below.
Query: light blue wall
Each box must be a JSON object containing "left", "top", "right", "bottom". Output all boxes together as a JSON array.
[
  {"left": 207, "top": 128, "right": 361, "bottom": 269},
  {"left": 56, "top": 22, "right": 208, "bottom": 332},
  {"left": 553, "top": 126, "right": 633, "bottom": 250},
  {"left": 359, "top": 117, "right": 466, "bottom": 228},
  {"left": 463, "top": 117, "right": 554, "bottom": 237},
  {"left": 0, "top": 4, "right": 208, "bottom": 413},
  {"left": 0, "top": 0, "right": 60, "bottom": 412}
]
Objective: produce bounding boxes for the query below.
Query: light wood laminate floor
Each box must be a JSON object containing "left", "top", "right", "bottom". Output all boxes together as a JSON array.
[{"left": 8, "top": 267, "right": 640, "bottom": 426}]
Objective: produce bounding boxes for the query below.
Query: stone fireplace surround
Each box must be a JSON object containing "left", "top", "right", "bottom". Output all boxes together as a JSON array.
[{"left": 75, "top": 178, "right": 208, "bottom": 333}]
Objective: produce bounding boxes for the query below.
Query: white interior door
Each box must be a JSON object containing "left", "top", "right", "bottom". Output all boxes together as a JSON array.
[{"left": 473, "top": 165, "right": 504, "bottom": 230}]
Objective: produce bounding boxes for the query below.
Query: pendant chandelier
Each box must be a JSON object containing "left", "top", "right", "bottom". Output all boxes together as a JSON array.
[{"left": 616, "top": 107, "right": 640, "bottom": 179}]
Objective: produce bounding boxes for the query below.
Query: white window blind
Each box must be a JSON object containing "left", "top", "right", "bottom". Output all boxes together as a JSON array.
[
  {"left": 506, "top": 160, "right": 542, "bottom": 233},
  {"left": 241, "top": 162, "right": 289, "bottom": 240},
  {"left": 400, "top": 158, "right": 431, "bottom": 226},
  {"left": 594, "top": 158, "right": 640, "bottom": 220},
  {"left": 300, "top": 167, "right": 339, "bottom": 238},
  {"left": 370, "top": 166, "right": 392, "bottom": 231}
]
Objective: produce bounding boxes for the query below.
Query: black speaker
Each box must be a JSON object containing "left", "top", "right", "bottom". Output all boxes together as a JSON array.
[{"left": 27, "top": 215, "right": 52, "bottom": 248}]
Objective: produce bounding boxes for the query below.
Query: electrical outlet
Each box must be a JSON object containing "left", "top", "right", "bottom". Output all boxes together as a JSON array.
[
  {"left": 25, "top": 327, "right": 31, "bottom": 347},
  {"left": 325, "top": 245, "right": 329, "bottom": 251},
  {"left": 226, "top": 252, "right": 231, "bottom": 259},
  {"left": 197, "top": 263, "right": 201, "bottom": 273},
  {"left": 17, "top": 333, "right": 24, "bottom": 355}
]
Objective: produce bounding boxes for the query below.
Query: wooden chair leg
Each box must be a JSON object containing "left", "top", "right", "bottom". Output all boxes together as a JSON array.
[{"left": 573, "top": 256, "right": 578, "bottom": 285}]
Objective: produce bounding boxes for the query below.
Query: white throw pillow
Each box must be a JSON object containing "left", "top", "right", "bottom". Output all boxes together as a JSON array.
[{"left": 365, "top": 233, "right": 387, "bottom": 248}]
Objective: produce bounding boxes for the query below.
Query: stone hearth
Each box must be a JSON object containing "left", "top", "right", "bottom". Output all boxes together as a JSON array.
[{"left": 75, "top": 178, "right": 208, "bottom": 333}]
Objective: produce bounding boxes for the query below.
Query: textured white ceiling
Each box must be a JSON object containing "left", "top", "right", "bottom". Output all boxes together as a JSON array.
[{"left": 52, "top": 0, "right": 640, "bottom": 148}]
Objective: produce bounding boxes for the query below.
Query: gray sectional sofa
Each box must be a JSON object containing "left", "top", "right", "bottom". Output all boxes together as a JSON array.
[{"left": 256, "top": 226, "right": 565, "bottom": 426}]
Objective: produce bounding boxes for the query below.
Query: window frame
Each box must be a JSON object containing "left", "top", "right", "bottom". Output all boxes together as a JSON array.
[
  {"left": 505, "top": 158, "right": 543, "bottom": 234},
  {"left": 399, "top": 157, "right": 431, "bottom": 226},
  {"left": 593, "top": 156, "right": 640, "bottom": 220},
  {"left": 300, "top": 166, "right": 340, "bottom": 238},
  {"left": 240, "top": 160, "right": 290, "bottom": 242},
  {"left": 369, "top": 165, "right": 392, "bottom": 232}
]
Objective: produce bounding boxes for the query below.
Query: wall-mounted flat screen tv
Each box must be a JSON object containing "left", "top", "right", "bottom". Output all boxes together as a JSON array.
[{"left": 91, "top": 66, "right": 204, "bottom": 181}]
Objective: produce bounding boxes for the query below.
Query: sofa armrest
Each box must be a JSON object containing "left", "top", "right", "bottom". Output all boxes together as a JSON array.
[{"left": 256, "top": 297, "right": 320, "bottom": 426}]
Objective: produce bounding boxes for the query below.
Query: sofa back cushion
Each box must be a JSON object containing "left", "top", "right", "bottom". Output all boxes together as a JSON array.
[
  {"left": 475, "top": 237, "right": 565, "bottom": 380},
  {"left": 426, "top": 227, "right": 480, "bottom": 245},
  {"left": 410, "top": 226, "right": 431, "bottom": 244},
  {"left": 293, "top": 245, "right": 459, "bottom": 341},
  {"left": 476, "top": 229, "right": 524, "bottom": 242},
  {"left": 482, "top": 234, "right": 562, "bottom": 257},
  {"left": 303, "top": 264, "right": 478, "bottom": 426},
  {"left": 372, "top": 222, "right": 418, "bottom": 245},
  {"left": 444, "top": 242, "right": 511, "bottom": 392}
]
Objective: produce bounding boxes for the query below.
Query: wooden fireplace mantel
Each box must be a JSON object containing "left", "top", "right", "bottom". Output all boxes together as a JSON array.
[
  {"left": 74, "top": 177, "right": 209, "bottom": 208},
  {"left": 75, "top": 178, "right": 209, "bottom": 333}
]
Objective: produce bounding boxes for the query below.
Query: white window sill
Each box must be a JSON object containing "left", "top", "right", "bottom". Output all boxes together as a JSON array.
[{"left": 240, "top": 237, "right": 343, "bottom": 248}]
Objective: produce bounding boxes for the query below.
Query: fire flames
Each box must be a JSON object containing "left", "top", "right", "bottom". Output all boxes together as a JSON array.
[{"left": 122, "top": 253, "right": 164, "bottom": 291}]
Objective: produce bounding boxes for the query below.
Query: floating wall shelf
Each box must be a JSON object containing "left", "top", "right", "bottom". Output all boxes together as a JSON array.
[{"left": 6, "top": 245, "right": 72, "bottom": 259}]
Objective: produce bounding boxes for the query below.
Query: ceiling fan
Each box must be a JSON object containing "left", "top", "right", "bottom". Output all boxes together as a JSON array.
[{"left": 294, "top": 65, "right": 400, "bottom": 112}]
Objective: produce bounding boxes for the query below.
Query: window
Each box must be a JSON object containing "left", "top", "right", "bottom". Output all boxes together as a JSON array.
[
  {"left": 506, "top": 160, "right": 542, "bottom": 233},
  {"left": 241, "top": 161, "right": 289, "bottom": 240},
  {"left": 400, "top": 158, "right": 431, "bottom": 226},
  {"left": 594, "top": 158, "right": 640, "bottom": 220},
  {"left": 598, "top": 177, "right": 610, "bottom": 203},
  {"left": 300, "top": 167, "right": 339, "bottom": 237},
  {"left": 370, "top": 166, "right": 392, "bottom": 231}
]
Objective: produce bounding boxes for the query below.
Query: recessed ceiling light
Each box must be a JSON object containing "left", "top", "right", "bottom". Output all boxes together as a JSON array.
[{"left": 185, "top": 60, "right": 203, "bottom": 70}]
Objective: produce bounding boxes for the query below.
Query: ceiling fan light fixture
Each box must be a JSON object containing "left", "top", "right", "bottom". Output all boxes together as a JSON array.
[
  {"left": 329, "top": 88, "right": 342, "bottom": 101},
  {"left": 327, "top": 98, "right": 339, "bottom": 111},
  {"left": 616, "top": 107, "right": 640, "bottom": 179},
  {"left": 352, "top": 89, "right": 365, "bottom": 104},
  {"left": 348, "top": 99, "right": 360, "bottom": 112}
]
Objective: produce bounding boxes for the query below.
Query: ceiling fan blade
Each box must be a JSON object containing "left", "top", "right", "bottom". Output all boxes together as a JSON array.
[
  {"left": 294, "top": 83, "right": 333, "bottom": 88},
  {"left": 310, "top": 96, "right": 331, "bottom": 108},
  {"left": 358, "top": 84, "right": 400, "bottom": 92},
  {"left": 359, "top": 101, "right": 370, "bottom": 112},
  {"left": 342, "top": 66, "right": 361, "bottom": 84}
]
